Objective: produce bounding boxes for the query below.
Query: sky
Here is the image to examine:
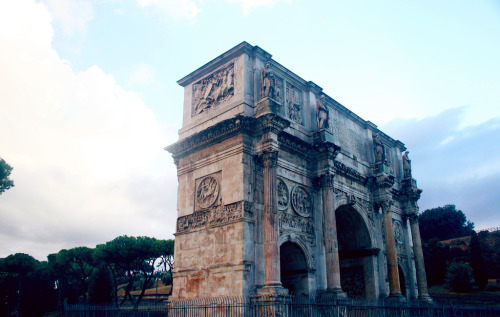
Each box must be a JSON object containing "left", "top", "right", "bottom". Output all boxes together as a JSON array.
[{"left": 1, "top": 0, "right": 499, "bottom": 261}]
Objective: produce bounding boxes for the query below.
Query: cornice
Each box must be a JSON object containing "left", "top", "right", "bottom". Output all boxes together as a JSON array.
[
  {"left": 165, "top": 115, "right": 256, "bottom": 160},
  {"left": 177, "top": 41, "right": 254, "bottom": 87},
  {"left": 256, "top": 113, "right": 290, "bottom": 135},
  {"left": 333, "top": 161, "right": 367, "bottom": 184},
  {"left": 278, "top": 132, "right": 313, "bottom": 157}
]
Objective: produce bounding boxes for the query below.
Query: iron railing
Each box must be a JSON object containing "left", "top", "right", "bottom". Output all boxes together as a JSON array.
[{"left": 65, "top": 294, "right": 500, "bottom": 317}]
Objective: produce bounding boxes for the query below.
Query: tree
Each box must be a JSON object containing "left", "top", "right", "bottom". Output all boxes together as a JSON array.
[
  {"left": 0, "top": 253, "right": 56, "bottom": 317},
  {"left": 88, "top": 266, "right": 114, "bottom": 304},
  {"left": 0, "top": 157, "right": 14, "bottom": 194},
  {"left": 470, "top": 230, "right": 488, "bottom": 288},
  {"left": 445, "top": 262, "right": 474, "bottom": 292},
  {"left": 422, "top": 238, "right": 449, "bottom": 285},
  {"left": 48, "top": 247, "right": 96, "bottom": 305},
  {"left": 419, "top": 205, "right": 474, "bottom": 242},
  {"left": 94, "top": 236, "right": 166, "bottom": 306}
]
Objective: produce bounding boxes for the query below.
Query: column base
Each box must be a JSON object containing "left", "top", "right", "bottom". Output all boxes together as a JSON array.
[
  {"left": 322, "top": 288, "right": 347, "bottom": 299},
  {"left": 256, "top": 282, "right": 289, "bottom": 295},
  {"left": 418, "top": 294, "right": 433, "bottom": 304},
  {"left": 387, "top": 292, "right": 406, "bottom": 302}
]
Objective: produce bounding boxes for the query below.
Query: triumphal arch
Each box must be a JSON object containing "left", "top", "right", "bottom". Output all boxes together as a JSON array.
[{"left": 166, "top": 42, "right": 431, "bottom": 301}]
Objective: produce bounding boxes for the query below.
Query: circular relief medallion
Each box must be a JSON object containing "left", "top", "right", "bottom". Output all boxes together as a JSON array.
[
  {"left": 196, "top": 176, "right": 219, "bottom": 209},
  {"left": 277, "top": 178, "right": 289, "bottom": 210},
  {"left": 393, "top": 221, "right": 404, "bottom": 253},
  {"left": 291, "top": 185, "right": 311, "bottom": 217}
]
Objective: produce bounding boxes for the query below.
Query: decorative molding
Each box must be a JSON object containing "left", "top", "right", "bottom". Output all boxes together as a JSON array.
[
  {"left": 165, "top": 115, "right": 256, "bottom": 160},
  {"left": 176, "top": 201, "right": 253, "bottom": 234},
  {"left": 333, "top": 161, "right": 366, "bottom": 184},
  {"left": 256, "top": 113, "right": 290, "bottom": 135},
  {"left": 278, "top": 132, "right": 313, "bottom": 157}
]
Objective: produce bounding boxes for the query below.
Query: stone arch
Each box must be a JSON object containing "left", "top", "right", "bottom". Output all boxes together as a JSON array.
[
  {"left": 333, "top": 197, "right": 376, "bottom": 249},
  {"left": 279, "top": 233, "right": 314, "bottom": 271},
  {"left": 335, "top": 202, "right": 378, "bottom": 299},
  {"left": 279, "top": 238, "right": 312, "bottom": 295}
]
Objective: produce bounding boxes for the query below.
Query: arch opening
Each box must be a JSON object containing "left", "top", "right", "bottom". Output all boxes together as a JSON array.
[
  {"left": 336, "top": 204, "right": 377, "bottom": 299},
  {"left": 398, "top": 265, "right": 407, "bottom": 297},
  {"left": 280, "top": 241, "right": 309, "bottom": 295}
]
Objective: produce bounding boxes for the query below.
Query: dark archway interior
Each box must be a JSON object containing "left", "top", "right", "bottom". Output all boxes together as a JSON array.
[
  {"left": 336, "top": 205, "right": 373, "bottom": 298},
  {"left": 280, "top": 241, "right": 309, "bottom": 295},
  {"left": 398, "top": 265, "right": 406, "bottom": 297}
]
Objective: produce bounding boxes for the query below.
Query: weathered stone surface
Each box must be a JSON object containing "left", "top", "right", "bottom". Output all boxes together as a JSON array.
[{"left": 166, "top": 42, "right": 429, "bottom": 300}]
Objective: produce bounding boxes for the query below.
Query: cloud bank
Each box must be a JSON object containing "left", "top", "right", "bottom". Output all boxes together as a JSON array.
[
  {"left": 0, "top": 0, "right": 177, "bottom": 260},
  {"left": 383, "top": 107, "right": 500, "bottom": 230}
]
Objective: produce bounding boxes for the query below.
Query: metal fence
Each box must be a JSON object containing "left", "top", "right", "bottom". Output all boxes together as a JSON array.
[{"left": 65, "top": 295, "right": 500, "bottom": 317}]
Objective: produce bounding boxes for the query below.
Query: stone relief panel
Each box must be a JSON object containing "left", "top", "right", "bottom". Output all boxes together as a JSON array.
[
  {"left": 285, "top": 84, "right": 304, "bottom": 125},
  {"left": 195, "top": 172, "right": 221, "bottom": 212},
  {"left": 192, "top": 62, "right": 235, "bottom": 117},
  {"left": 277, "top": 177, "right": 289, "bottom": 210},
  {"left": 291, "top": 185, "right": 312, "bottom": 217},
  {"left": 177, "top": 201, "right": 253, "bottom": 234}
]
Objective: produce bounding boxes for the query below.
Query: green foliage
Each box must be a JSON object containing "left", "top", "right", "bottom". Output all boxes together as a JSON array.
[
  {"left": 0, "top": 254, "right": 56, "bottom": 317},
  {"left": 422, "top": 238, "right": 449, "bottom": 285},
  {"left": 419, "top": 205, "right": 474, "bottom": 242},
  {"left": 88, "top": 266, "right": 114, "bottom": 304},
  {"left": 0, "top": 157, "right": 14, "bottom": 195},
  {"left": 470, "top": 231, "right": 488, "bottom": 288},
  {"left": 445, "top": 262, "right": 474, "bottom": 292},
  {"left": 478, "top": 230, "right": 500, "bottom": 279}
]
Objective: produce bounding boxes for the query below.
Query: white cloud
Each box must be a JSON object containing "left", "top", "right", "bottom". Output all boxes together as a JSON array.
[
  {"left": 129, "top": 63, "right": 156, "bottom": 86},
  {"left": 226, "top": 0, "right": 291, "bottom": 15},
  {"left": 137, "top": 0, "right": 201, "bottom": 20},
  {"left": 44, "top": 0, "right": 94, "bottom": 35},
  {"left": 0, "top": 0, "right": 177, "bottom": 260}
]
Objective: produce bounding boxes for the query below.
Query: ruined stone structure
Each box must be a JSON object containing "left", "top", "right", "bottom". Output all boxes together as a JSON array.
[{"left": 166, "top": 42, "right": 431, "bottom": 301}]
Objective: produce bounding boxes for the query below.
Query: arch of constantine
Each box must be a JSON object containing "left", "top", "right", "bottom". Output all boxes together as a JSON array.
[{"left": 166, "top": 42, "right": 431, "bottom": 301}]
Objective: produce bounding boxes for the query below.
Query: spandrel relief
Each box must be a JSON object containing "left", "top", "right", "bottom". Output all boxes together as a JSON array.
[
  {"left": 192, "top": 63, "right": 234, "bottom": 117},
  {"left": 286, "top": 84, "right": 303, "bottom": 125}
]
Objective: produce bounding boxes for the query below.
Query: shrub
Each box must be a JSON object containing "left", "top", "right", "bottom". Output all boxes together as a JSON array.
[{"left": 445, "top": 262, "right": 473, "bottom": 292}]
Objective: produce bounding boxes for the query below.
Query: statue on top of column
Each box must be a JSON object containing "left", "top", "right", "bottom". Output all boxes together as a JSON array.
[
  {"left": 403, "top": 151, "right": 412, "bottom": 179},
  {"left": 373, "top": 133, "right": 385, "bottom": 163},
  {"left": 316, "top": 94, "right": 329, "bottom": 130},
  {"left": 260, "top": 61, "right": 275, "bottom": 99}
]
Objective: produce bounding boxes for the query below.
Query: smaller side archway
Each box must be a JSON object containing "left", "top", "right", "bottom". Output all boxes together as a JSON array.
[{"left": 279, "top": 238, "right": 312, "bottom": 295}]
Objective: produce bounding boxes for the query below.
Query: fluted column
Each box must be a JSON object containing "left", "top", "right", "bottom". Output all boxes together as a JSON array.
[
  {"left": 408, "top": 214, "right": 432, "bottom": 302},
  {"left": 260, "top": 150, "right": 285, "bottom": 292},
  {"left": 380, "top": 201, "right": 402, "bottom": 298},
  {"left": 320, "top": 174, "right": 343, "bottom": 294}
]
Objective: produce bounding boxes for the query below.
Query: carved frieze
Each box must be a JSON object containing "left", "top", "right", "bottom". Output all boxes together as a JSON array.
[
  {"left": 196, "top": 176, "right": 220, "bottom": 209},
  {"left": 279, "top": 211, "right": 315, "bottom": 235},
  {"left": 285, "top": 84, "right": 303, "bottom": 125},
  {"left": 192, "top": 63, "right": 234, "bottom": 117},
  {"left": 291, "top": 185, "right": 312, "bottom": 217},
  {"left": 176, "top": 201, "right": 253, "bottom": 234},
  {"left": 277, "top": 178, "right": 289, "bottom": 210},
  {"left": 333, "top": 161, "right": 366, "bottom": 184}
]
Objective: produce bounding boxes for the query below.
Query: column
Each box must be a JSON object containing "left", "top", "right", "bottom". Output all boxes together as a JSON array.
[
  {"left": 260, "top": 150, "right": 285, "bottom": 293},
  {"left": 320, "top": 174, "right": 343, "bottom": 294},
  {"left": 380, "top": 201, "right": 402, "bottom": 298},
  {"left": 408, "top": 214, "right": 432, "bottom": 302}
]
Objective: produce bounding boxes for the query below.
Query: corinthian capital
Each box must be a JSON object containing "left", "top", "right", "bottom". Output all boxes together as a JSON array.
[
  {"left": 319, "top": 173, "right": 335, "bottom": 188},
  {"left": 260, "top": 150, "right": 279, "bottom": 168},
  {"left": 375, "top": 199, "right": 393, "bottom": 214}
]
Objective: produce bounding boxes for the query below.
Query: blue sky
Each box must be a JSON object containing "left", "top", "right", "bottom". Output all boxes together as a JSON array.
[{"left": 1, "top": 0, "right": 499, "bottom": 260}]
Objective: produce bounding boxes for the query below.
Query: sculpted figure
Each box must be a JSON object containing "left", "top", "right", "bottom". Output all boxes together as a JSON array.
[
  {"left": 403, "top": 151, "right": 412, "bottom": 178},
  {"left": 316, "top": 94, "right": 329, "bottom": 130},
  {"left": 373, "top": 133, "right": 385, "bottom": 163},
  {"left": 260, "top": 61, "right": 275, "bottom": 99}
]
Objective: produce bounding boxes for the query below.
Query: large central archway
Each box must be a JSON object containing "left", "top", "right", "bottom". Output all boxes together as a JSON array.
[
  {"left": 336, "top": 204, "right": 378, "bottom": 299},
  {"left": 280, "top": 241, "right": 309, "bottom": 295}
]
